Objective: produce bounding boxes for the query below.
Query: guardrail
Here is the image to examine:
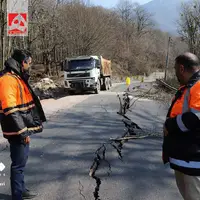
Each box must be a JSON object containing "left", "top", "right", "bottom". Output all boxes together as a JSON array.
[{"left": 156, "top": 79, "right": 177, "bottom": 92}]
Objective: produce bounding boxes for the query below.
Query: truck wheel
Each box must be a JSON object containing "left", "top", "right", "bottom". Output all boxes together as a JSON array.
[
  {"left": 106, "top": 78, "right": 109, "bottom": 90},
  {"left": 68, "top": 90, "right": 75, "bottom": 95},
  {"left": 109, "top": 78, "right": 112, "bottom": 87},
  {"left": 95, "top": 79, "right": 100, "bottom": 94}
]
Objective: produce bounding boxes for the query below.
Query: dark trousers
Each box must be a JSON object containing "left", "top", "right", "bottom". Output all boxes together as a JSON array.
[{"left": 9, "top": 140, "right": 29, "bottom": 200}]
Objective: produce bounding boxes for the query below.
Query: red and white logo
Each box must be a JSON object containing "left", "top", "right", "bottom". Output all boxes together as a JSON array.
[{"left": 7, "top": 13, "right": 28, "bottom": 36}]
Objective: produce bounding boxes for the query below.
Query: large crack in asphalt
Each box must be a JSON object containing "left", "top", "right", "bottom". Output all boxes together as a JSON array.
[
  {"left": 89, "top": 126, "right": 135, "bottom": 200},
  {"left": 88, "top": 98, "right": 141, "bottom": 200},
  {"left": 88, "top": 91, "right": 163, "bottom": 200}
]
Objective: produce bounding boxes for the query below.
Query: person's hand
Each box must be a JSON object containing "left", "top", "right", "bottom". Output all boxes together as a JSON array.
[
  {"left": 24, "top": 136, "right": 30, "bottom": 144},
  {"left": 163, "top": 125, "right": 168, "bottom": 136}
]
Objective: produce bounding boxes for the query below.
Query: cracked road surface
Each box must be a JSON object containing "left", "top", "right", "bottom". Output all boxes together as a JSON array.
[{"left": 0, "top": 82, "right": 182, "bottom": 200}]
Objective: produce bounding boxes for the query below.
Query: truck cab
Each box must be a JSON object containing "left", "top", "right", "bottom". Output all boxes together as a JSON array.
[{"left": 63, "top": 55, "right": 112, "bottom": 94}]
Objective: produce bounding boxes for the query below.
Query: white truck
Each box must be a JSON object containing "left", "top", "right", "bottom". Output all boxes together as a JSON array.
[{"left": 63, "top": 55, "right": 112, "bottom": 94}]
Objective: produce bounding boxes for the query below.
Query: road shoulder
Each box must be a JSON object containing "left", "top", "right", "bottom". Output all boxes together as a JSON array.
[{"left": 0, "top": 94, "right": 90, "bottom": 151}]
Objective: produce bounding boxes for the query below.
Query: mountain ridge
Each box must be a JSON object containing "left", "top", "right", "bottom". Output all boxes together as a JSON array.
[{"left": 142, "top": 0, "right": 190, "bottom": 35}]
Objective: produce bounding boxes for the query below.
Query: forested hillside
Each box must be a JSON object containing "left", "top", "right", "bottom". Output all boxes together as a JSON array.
[{"left": 0, "top": 0, "right": 188, "bottom": 78}]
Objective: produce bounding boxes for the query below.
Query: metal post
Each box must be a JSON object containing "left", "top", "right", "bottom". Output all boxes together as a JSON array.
[{"left": 164, "top": 37, "right": 171, "bottom": 81}]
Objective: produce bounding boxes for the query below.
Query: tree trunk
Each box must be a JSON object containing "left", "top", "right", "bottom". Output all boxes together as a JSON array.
[{"left": 0, "top": 0, "right": 5, "bottom": 69}]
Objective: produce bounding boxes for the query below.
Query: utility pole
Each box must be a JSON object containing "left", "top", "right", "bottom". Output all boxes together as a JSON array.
[{"left": 164, "top": 36, "right": 171, "bottom": 81}]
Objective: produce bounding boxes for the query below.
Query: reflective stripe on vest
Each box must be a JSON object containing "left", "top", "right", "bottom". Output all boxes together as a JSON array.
[
  {"left": 171, "top": 87, "right": 200, "bottom": 169},
  {"left": 175, "top": 88, "right": 191, "bottom": 132},
  {"left": 0, "top": 74, "right": 23, "bottom": 117},
  {"left": 175, "top": 87, "right": 200, "bottom": 131},
  {"left": 169, "top": 158, "right": 200, "bottom": 169},
  {"left": 182, "top": 88, "right": 190, "bottom": 112},
  {"left": 176, "top": 114, "right": 188, "bottom": 132}
]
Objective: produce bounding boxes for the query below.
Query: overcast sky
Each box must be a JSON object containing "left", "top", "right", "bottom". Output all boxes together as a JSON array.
[{"left": 91, "top": 0, "right": 152, "bottom": 8}]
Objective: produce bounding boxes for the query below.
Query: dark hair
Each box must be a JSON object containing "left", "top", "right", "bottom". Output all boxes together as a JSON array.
[
  {"left": 175, "top": 53, "right": 200, "bottom": 72},
  {"left": 11, "top": 49, "right": 32, "bottom": 64}
]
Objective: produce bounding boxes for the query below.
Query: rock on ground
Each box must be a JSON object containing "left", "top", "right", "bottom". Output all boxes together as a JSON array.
[{"left": 32, "top": 78, "right": 66, "bottom": 99}]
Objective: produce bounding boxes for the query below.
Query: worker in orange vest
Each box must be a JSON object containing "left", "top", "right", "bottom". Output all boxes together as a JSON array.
[
  {"left": 0, "top": 49, "right": 46, "bottom": 200},
  {"left": 163, "top": 52, "right": 200, "bottom": 200}
]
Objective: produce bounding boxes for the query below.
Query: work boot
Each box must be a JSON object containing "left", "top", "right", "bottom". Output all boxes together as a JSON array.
[{"left": 22, "top": 189, "right": 37, "bottom": 199}]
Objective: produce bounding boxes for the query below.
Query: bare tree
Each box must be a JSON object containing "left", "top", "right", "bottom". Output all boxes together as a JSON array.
[
  {"left": 0, "top": 0, "right": 6, "bottom": 69},
  {"left": 0, "top": 0, "right": 179, "bottom": 78},
  {"left": 134, "top": 5, "right": 155, "bottom": 38},
  {"left": 177, "top": 0, "right": 200, "bottom": 55}
]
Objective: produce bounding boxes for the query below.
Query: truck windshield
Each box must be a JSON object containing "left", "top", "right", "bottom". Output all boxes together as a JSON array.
[{"left": 68, "top": 59, "right": 95, "bottom": 71}]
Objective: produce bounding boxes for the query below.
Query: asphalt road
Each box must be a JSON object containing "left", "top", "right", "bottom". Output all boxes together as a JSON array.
[{"left": 0, "top": 81, "right": 182, "bottom": 200}]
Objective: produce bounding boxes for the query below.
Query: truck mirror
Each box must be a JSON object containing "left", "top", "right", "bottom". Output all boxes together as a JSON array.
[
  {"left": 60, "top": 62, "right": 64, "bottom": 71},
  {"left": 96, "top": 60, "right": 100, "bottom": 68}
]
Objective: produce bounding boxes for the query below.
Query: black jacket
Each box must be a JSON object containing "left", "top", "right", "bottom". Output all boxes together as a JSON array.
[
  {"left": 0, "top": 58, "right": 46, "bottom": 142},
  {"left": 163, "top": 71, "right": 200, "bottom": 175}
]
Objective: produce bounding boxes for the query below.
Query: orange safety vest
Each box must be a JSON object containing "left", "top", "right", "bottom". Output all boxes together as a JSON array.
[
  {"left": 0, "top": 72, "right": 43, "bottom": 138},
  {"left": 163, "top": 71, "right": 200, "bottom": 176},
  {"left": 170, "top": 82, "right": 200, "bottom": 118},
  {"left": 0, "top": 73, "right": 34, "bottom": 114}
]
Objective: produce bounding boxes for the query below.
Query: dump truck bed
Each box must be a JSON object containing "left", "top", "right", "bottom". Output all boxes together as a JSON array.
[{"left": 100, "top": 57, "right": 112, "bottom": 77}]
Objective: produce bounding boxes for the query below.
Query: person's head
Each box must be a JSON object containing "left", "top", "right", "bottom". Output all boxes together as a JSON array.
[
  {"left": 11, "top": 49, "right": 32, "bottom": 72},
  {"left": 174, "top": 52, "right": 200, "bottom": 85}
]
